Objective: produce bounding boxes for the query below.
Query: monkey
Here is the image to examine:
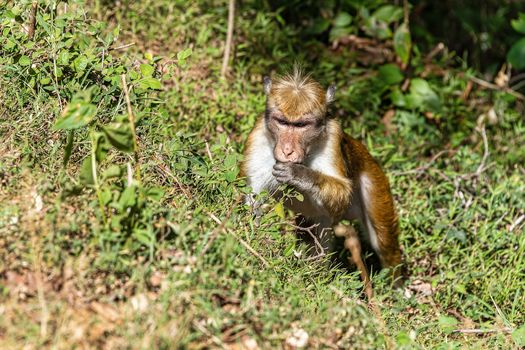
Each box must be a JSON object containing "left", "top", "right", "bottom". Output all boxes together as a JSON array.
[{"left": 240, "top": 68, "right": 404, "bottom": 295}]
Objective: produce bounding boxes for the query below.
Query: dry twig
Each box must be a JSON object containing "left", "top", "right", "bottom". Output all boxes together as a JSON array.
[
  {"left": 121, "top": 74, "right": 142, "bottom": 183},
  {"left": 206, "top": 209, "right": 269, "bottom": 267},
  {"left": 469, "top": 75, "right": 525, "bottom": 100},
  {"left": 221, "top": 0, "right": 235, "bottom": 77},
  {"left": 28, "top": 1, "right": 38, "bottom": 39},
  {"left": 453, "top": 328, "right": 512, "bottom": 334}
]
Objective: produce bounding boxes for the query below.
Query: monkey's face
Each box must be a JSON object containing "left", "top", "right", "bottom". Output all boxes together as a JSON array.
[
  {"left": 266, "top": 107, "right": 325, "bottom": 164},
  {"left": 262, "top": 72, "right": 335, "bottom": 163}
]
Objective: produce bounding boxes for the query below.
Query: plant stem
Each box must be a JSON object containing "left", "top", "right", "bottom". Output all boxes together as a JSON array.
[
  {"left": 91, "top": 130, "right": 107, "bottom": 225},
  {"left": 120, "top": 74, "right": 142, "bottom": 185}
]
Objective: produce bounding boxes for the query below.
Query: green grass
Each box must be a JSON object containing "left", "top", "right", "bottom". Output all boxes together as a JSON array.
[{"left": 1, "top": 1, "right": 524, "bottom": 349}]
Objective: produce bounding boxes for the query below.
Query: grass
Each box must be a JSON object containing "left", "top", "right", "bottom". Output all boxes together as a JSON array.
[{"left": 1, "top": 1, "right": 524, "bottom": 348}]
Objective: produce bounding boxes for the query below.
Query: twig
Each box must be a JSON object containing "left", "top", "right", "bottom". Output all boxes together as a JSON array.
[
  {"left": 110, "top": 42, "right": 135, "bottom": 51},
  {"left": 205, "top": 140, "right": 213, "bottom": 161},
  {"left": 153, "top": 154, "right": 193, "bottom": 199},
  {"left": 120, "top": 74, "right": 142, "bottom": 184},
  {"left": 469, "top": 75, "right": 525, "bottom": 100},
  {"left": 509, "top": 214, "right": 525, "bottom": 232},
  {"left": 28, "top": 1, "right": 38, "bottom": 39},
  {"left": 201, "top": 198, "right": 240, "bottom": 255},
  {"left": 290, "top": 222, "right": 326, "bottom": 256},
  {"left": 453, "top": 328, "right": 512, "bottom": 334},
  {"left": 192, "top": 320, "right": 227, "bottom": 349},
  {"left": 403, "top": 0, "right": 410, "bottom": 24},
  {"left": 221, "top": 0, "right": 235, "bottom": 77},
  {"left": 425, "top": 42, "right": 445, "bottom": 62},
  {"left": 474, "top": 126, "right": 489, "bottom": 176},
  {"left": 458, "top": 126, "right": 490, "bottom": 181},
  {"left": 206, "top": 209, "right": 269, "bottom": 267}
]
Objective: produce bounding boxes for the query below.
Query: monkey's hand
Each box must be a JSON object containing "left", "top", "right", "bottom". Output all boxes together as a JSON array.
[{"left": 272, "top": 162, "right": 315, "bottom": 192}]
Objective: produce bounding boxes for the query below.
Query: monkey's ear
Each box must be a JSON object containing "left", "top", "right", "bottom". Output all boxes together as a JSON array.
[
  {"left": 326, "top": 84, "right": 336, "bottom": 104},
  {"left": 263, "top": 76, "right": 272, "bottom": 95}
]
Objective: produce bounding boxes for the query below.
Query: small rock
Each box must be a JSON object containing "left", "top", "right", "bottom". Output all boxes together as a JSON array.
[
  {"left": 242, "top": 336, "right": 259, "bottom": 350},
  {"left": 285, "top": 328, "right": 309, "bottom": 349},
  {"left": 130, "top": 293, "right": 149, "bottom": 312}
]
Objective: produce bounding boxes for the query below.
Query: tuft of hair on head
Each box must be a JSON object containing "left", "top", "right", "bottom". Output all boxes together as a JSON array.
[{"left": 269, "top": 67, "right": 327, "bottom": 119}]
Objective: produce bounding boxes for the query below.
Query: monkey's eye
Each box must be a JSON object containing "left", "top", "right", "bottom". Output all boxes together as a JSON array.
[
  {"left": 293, "top": 121, "right": 311, "bottom": 128},
  {"left": 275, "top": 118, "right": 288, "bottom": 126}
]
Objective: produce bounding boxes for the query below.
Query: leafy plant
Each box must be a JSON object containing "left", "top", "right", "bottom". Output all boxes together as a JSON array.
[{"left": 507, "top": 13, "right": 525, "bottom": 70}]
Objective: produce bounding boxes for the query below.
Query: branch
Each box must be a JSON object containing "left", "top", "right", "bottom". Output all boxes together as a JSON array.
[
  {"left": 28, "top": 1, "right": 38, "bottom": 39},
  {"left": 221, "top": 0, "right": 235, "bottom": 77},
  {"left": 453, "top": 327, "right": 512, "bottom": 334},
  {"left": 469, "top": 75, "right": 525, "bottom": 100}
]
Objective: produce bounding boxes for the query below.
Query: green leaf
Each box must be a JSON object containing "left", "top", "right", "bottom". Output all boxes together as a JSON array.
[
  {"left": 62, "top": 131, "right": 74, "bottom": 168},
  {"left": 73, "top": 54, "right": 89, "bottom": 71},
  {"left": 19, "top": 55, "right": 31, "bottom": 66},
  {"left": 177, "top": 47, "right": 192, "bottom": 66},
  {"left": 438, "top": 315, "right": 458, "bottom": 334},
  {"left": 395, "top": 332, "right": 411, "bottom": 346},
  {"left": 275, "top": 202, "right": 285, "bottom": 219},
  {"left": 140, "top": 63, "right": 154, "bottom": 77},
  {"left": 308, "top": 18, "right": 330, "bottom": 34},
  {"left": 224, "top": 154, "right": 237, "bottom": 168},
  {"left": 58, "top": 50, "right": 70, "bottom": 66},
  {"left": 393, "top": 23, "right": 411, "bottom": 64},
  {"left": 225, "top": 170, "right": 238, "bottom": 182},
  {"left": 511, "top": 13, "right": 525, "bottom": 34},
  {"left": 53, "top": 101, "right": 97, "bottom": 130},
  {"left": 378, "top": 64, "right": 404, "bottom": 85},
  {"left": 512, "top": 325, "right": 525, "bottom": 347},
  {"left": 408, "top": 79, "right": 441, "bottom": 112},
  {"left": 134, "top": 228, "right": 153, "bottom": 246},
  {"left": 93, "top": 132, "right": 110, "bottom": 162},
  {"left": 390, "top": 88, "right": 406, "bottom": 107},
  {"left": 283, "top": 241, "right": 296, "bottom": 257},
  {"left": 330, "top": 27, "right": 352, "bottom": 41},
  {"left": 507, "top": 38, "right": 525, "bottom": 70},
  {"left": 145, "top": 187, "right": 164, "bottom": 201},
  {"left": 119, "top": 185, "right": 137, "bottom": 208},
  {"left": 101, "top": 124, "right": 134, "bottom": 153},
  {"left": 138, "top": 77, "right": 162, "bottom": 90},
  {"left": 373, "top": 5, "right": 403, "bottom": 24},
  {"left": 102, "top": 165, "right": 122, "bottom": 179},
  {"left": 333, "top": 12, "right": 352, "bottom": 27},
  {"left": 363, "top": 17, "right": 392, "bottom": 39},
  {"left": 177, "top": 47, "right": 192, "bottom": 61},
  {"left": 100, "top": 188, "right": 112, "bottom": 205},
  {"left": 446, "top": 228, "right": 466, "bottom": 243},
  {"left": 79, "top": 156, "right": 94, "bottom": 185}
]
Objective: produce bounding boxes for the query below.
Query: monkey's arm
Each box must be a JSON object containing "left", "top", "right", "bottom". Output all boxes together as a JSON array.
[{"left": 273, "top": 162, "right": 352, "bottom": 218}]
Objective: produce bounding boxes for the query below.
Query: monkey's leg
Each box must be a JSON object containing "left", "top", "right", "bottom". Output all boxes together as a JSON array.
[
  {"left": 334, "top": 224, "right": 373, "bottom": 299},
  {"left": 359, "top": 174, "right": 404, "bottom": 286}
]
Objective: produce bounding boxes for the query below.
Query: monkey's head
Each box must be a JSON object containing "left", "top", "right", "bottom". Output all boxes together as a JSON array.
[{"left": 264, "top": 69, "right": 335, "bottom": 164}]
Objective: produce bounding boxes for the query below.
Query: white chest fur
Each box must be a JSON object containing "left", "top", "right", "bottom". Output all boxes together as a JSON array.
[
  {"left": 244, "top": 120, "right": 344, "bottom": 195},
  {"left": 244, "top": 127, "right": 279, "bottom": 194}
]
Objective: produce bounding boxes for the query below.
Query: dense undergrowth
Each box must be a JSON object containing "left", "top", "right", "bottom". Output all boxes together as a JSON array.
[{"left": 1, "top": 1, "right": 524, "bottom": 348}]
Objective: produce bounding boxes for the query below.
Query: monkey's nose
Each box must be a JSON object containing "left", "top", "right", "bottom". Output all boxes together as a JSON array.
[
  {"left": 282, "top": 144, "right": 295, "bottom": 156},
  {"left": 280, "top": 148, "right": 300, "bottom": 163}
]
